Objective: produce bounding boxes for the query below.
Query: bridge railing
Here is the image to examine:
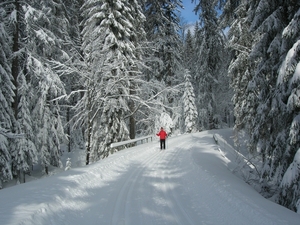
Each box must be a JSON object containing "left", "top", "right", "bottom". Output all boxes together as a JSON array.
[{"left": 110, "top": 135, "right": 153, "bottom": 149}]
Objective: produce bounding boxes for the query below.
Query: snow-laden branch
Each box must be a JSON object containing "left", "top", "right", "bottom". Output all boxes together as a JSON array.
[
  {"left": 231, "top": 43, "right": 251, "bottom": 54},
  {"left": 0, "top": 127, "right": 24, "bottom": 139},
  {"left": 124, "top": 83, "right": 183, "bottom": 119}
]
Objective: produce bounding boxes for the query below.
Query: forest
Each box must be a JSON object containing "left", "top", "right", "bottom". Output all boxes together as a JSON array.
[{"left": 0, "top": 0, "right": 299, "bottom": 212}]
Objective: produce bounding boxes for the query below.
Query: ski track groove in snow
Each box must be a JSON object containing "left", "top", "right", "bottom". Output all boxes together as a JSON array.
[
  {"left": 110, "top": 146, "right": 161, "bottom": 225},
  {"left": 158, "top": 142, "right": 195, "bottom": 225},
  {"left": 110, "top": 139, "right": 198, "bottom": 225}
]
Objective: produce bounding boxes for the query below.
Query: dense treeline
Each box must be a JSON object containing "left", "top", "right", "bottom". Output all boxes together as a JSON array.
[
  {"left": 222, "top": 0, "right": 300, "bottom": 212},
  {"left": 0, "top": 0, "right": 299, "bottom": 212}
]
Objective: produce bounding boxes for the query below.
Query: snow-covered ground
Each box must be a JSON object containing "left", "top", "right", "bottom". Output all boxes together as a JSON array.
[{"left": 0, "top": 129, "right": 299, "bottom": 225}]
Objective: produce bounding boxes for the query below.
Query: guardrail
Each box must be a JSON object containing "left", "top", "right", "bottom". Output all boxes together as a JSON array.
[
  {"left": 213, "top": 134, "right": 218, "bottom": 144},
  {"left": 110, "top": 135, "right": 153, "bottom": 149}
]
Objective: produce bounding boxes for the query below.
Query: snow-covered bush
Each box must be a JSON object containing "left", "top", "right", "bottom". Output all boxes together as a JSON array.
[
  {"left": 279, "top": 149, "right": 300, "bottom": 211},
  {"left": 155, "top": 112, "right": 174, "bottom": 135},
  {"left": 65, "top": 158, "right": 71, "bottom": 171}
]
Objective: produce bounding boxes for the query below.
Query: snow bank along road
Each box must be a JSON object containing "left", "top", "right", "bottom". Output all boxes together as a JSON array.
[{"left": 0, "top": 131, "right": 299, "bottom": 225}]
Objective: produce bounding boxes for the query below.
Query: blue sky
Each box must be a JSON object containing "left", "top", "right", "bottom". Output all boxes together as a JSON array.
[{"left": 180, "top": 0, "right": 198, "bottom": 23}]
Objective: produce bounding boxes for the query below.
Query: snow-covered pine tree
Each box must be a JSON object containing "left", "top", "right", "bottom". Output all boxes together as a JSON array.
[
  {"left": 52, "top": 0, "right": 85, "bottom": 154},
  {"left": 81, "top": 0, "right": 146, "bottom": 162},
  {"left": 183, "top": 69, "right": 198, "bottom": 133},
  {"left": 193, "top": 0, "right": 227, "bottom": 130},
  {"left": 143, "top": 0, "right": 183, "bottom": 86},
  {"left": 0, "top": 0, "right": 39, "bottom": 183},
  {"left": 221, "top": 0, "right": 256, "bottom": 145},
  {"left": 275, "top": 4, "right": 300, "bottom": 211},
  {"left": 0, "top": 5, "right": 14, "bottom": 187},
  {"left": 125, "top": 0, "right": 148, "bottom": 140},
  {"left": 0, "top": 128, "right": 24, "bottom": 187},
  {"left": 11, "top": 72, "right": 38, "bottom": 183},
  {"left": 246, "top": 0, "right": 284, "bottom": 160},
  {"left": 21, "top": 0, "right": 71, "bottom": 174},
  {"left": 142, "top": 0, "right": 184, "bottom": 134},
  {"left": 0, "top": 128, "right": 11, "bottom": 188},
  {"left": 144, "top": 0, "right": 177, "bottom": 81},
  {"left": 163, "top": 0, "right": 183, "bottom": 88},
  {"left": 183, "top": 29, "right": 196, "bottom": 72},
  {"left": 187, "top": 21, "right": 200, "bottom": 88},
  {"left": 238, "top": 0, "right": 300, "bottom": 211}
]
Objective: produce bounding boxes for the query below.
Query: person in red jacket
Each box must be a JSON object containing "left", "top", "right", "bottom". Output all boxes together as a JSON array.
[{"left": 156, "top": 127, "right": 168, "bottom": 150}]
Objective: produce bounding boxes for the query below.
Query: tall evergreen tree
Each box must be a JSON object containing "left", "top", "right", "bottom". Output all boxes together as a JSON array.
[
  {"left": 2, "top": 0, "right": 40, "bottom": 182},
  {"left": 193, "top": 0, "right": 227, "bottom": 130},
  {"left": 142, "top": 0, "right": 184, "bottom": 134},
  {"left": 81, "top": 0, "right": 146, "bottom": 163},
  {"left": 183, "top": 29, "right": 196, "bottom": 72},
  {"left": 50, "top": 0, "right": 84, "bottom": 153},
  {"left": 20, "top": 0, "right": 74, "bottom": 174},
  {"left": 221, "top": 0, "right": 255, "bottom": 142},
  {"left": 228, "top": 0, "right": 300, "bottom": 211},
  {"left": 143, "top": 0, "right": 183, "bottom": 86},
  {"left": 247, "top": 0, "right": 287, "bottom": 179},
  {"left": 0, "top": 5, "right": 14, "bottom": 187},
  {"left": 273, "top": 2, "right": 300, "bottom": 211},
  {"left": 183, "top": 69, "right": 198, "bottom": 133},
  {"left": 12, "top": 72, "right": 38, "bottom": 183}
]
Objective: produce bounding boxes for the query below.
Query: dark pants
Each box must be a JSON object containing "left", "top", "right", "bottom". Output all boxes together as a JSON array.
[{"left": 160, "top": 139, "right": 166, "bottom": 149}]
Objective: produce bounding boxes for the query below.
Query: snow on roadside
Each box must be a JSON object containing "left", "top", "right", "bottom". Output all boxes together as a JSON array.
[{"left": 0, "top": 129, "right": 299, "bottom": 225}]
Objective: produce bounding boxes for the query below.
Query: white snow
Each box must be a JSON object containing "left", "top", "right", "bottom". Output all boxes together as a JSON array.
[
  {"left": 0, "top": 129, "right": 300, "bottom": 225},
  {"left": 281, "top": 148, "right": 300, "bottom": 187}
]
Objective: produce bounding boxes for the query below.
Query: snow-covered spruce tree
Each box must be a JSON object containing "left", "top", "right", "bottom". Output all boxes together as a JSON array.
[
  {"left": 11, "top": 72, "right": 38, "bottom": 183},
  {"left": 187, "top": 21, "right": 200, "bottom": 85},
  {"left": 51, "top": 0, "right": 85, "bottom": 153},
  {"left": 163, "top": 0, "right": 183, "bottom": 89},
  {"left": 245, "top": 0, "right": 300, "bottom": 211},
  {"left": 21, "top": 0, "right": 72, "bottom": 174},
  {"left": 221, "top": 0, "right": 256, "bottom": 145},
  {"left": 183, "top": 29, "right": 196, "bottom": 72},
  {"left": 0, "top": 128, "right": 24, "bottom": 188},
  {"left": 276, "top": 6, "right": 300, "bottom": 211},
  {"left": 0, "top": 128, "right": 11, "bottom": 188},
  {"left": 193, "top": 0, "right": 228, "bottom": 130},
  {"left": 0, "top": 0, "right": 39, "bottom": 183},
  {"left": 0, "top": 6, "right": 15, "bottom": 187},
  {"left": 81, "top": 0, "right": 146, "bottom": 163},
  {"left": 125, "top": 0, "right": 148, "bottom": 140},
  {"left": 183, "top": 69, "right": 198, "bottom": 133},
  {"left": 143, "top": 0, "right": 183, "bottom": 87},
  {"left": 142, "top": 0, "right": 184, "bottom": 134},
  {"left": 246, "top": 0, "right": 284, "bottom": 159}
]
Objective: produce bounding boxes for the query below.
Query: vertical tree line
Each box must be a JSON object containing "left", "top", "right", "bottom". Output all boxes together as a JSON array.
[{"left": 222, "top": 0, "right": 300, "bottom": 212}]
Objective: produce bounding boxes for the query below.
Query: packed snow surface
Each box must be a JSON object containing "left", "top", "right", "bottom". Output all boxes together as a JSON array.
[{"left": 0, "top": 130, "right": 299, "bottom": 225}]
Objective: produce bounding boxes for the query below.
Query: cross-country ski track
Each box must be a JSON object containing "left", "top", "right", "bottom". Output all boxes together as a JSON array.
[{"left": 0, "top": 130, "right": 299, "bottom": 225}]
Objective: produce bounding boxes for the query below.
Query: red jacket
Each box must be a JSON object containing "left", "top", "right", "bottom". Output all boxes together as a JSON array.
[{"left": 157, "top": 130, "right": 167, "bottom": 140}]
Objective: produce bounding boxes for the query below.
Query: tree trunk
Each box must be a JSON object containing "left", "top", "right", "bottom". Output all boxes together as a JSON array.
[
  {"left": 129, "top": 78, "right": 136, "bottom": 140},
  {"left": 129, "top": 98, "right": 135, "bottom": 140},
  {"left": 67, "top": 107, "right": 71, "bottom": 152},
  {"left": 12, "top": 0, "right": 20, "bottom": 119},
  {"left": 86, "top": 88, "right": 92, "bottom": 165}
]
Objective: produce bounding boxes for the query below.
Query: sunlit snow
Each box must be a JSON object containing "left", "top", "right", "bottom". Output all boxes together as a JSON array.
[{"left": 0, "top": 129, "right": 299, "bottom": 225}]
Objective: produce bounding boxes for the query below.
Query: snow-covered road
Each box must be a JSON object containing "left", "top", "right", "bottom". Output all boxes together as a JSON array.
[{"left": 0, "top": 131, "right": 299, "bottom": 225}]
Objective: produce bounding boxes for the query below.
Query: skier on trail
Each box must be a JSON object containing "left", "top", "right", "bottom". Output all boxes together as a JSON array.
[{"left": 156, "top": 127, "right": 168, "bottom": 150}]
